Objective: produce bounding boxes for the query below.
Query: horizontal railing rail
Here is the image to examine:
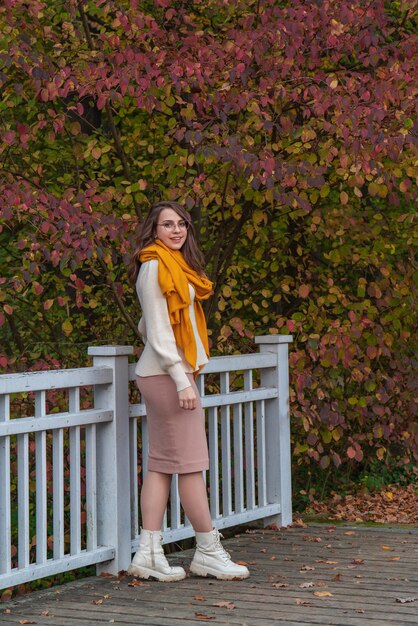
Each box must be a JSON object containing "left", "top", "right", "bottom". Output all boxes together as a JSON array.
[{"left": 0, "top": 335, "right": 292, "bottom": 589}]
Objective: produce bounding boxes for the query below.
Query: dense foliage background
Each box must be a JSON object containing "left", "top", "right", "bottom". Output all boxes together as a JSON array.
[{"left": 1, "top": 0, "right": 417, "bottom": 494}]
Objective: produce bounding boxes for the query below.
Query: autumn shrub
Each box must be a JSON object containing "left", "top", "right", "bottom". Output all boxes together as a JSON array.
[{"left": 1, "top": 0, "right": 417, "bottom": 498}]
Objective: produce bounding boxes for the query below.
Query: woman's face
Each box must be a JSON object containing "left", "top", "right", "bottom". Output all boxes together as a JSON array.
[{"left": 155, "top": 208, "right": 188, "bottom": 250}]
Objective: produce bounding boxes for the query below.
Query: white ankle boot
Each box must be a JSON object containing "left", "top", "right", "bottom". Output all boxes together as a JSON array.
[
  {"left": 127, "top": 529, "right": 186, "bottom": 582},
  {"left": 190, "top": 529, "right": 250, "bottom": 580}
]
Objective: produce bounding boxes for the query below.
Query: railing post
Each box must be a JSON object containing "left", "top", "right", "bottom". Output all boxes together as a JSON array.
[
  {"left": 88, "top": 346, "right": 133, "bottom": 574},
  {"left": 255, "top": 335, "right": 293, "bottom": 527}
]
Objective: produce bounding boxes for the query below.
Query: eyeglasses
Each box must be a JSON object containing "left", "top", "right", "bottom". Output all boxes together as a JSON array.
[{"left": 157, "top": 220, "right": 189, "bottom": 231}]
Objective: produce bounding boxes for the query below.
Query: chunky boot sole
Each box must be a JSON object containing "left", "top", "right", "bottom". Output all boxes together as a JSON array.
[
  {"left": 189, "top": 561, "right": 249, "bottom": 581},
  {"left": 127, "top": 563, "right": 186, "bottom": 582}
]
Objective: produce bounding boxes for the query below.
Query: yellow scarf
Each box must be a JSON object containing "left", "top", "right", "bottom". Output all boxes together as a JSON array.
[{"left": 138, "top": 240, "right": 213, "bottom": 370}]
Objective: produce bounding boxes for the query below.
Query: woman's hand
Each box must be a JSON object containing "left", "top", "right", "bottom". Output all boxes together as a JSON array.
[{"left": 178, "top": 386, "right": 197, "bottom": 410}]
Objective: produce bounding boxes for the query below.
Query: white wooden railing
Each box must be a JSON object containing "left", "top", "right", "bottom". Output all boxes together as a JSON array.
[{"left": 0, "top": 335, "right": 292, "bottom": 589}]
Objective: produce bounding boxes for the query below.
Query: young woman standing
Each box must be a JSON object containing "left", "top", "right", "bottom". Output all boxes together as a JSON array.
[{"left": 127, "top": 200, "right": 249, "bottom": 582}]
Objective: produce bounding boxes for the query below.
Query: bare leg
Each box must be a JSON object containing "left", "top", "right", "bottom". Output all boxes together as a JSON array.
[
  {"left": 140, "top": 470, "right": 172, "bottom": 531},
  {"left": 178, "top": 472, "right": 213, "bottom": 532}
]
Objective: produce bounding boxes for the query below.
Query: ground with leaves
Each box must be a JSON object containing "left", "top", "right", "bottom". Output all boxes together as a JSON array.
[
  {"left": 304, "top": 484, "right": 418, "bottom": 525},
  {"left": 1, "top": 525, "right": 417, "bottom": 625}
]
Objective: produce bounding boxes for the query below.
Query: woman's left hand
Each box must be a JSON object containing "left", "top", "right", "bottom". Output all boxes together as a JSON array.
[{"left": 178, "top": 386, "right": 197, "bottom": 410}]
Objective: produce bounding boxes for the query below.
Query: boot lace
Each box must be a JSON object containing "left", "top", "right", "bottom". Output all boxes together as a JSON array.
[{"left": 214, "top": 531, "right": 231, "bottom": 562}]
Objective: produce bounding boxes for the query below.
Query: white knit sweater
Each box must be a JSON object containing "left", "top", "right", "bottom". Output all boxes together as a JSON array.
[{"left": 134, "top": 260, "right": 208, "bottom": 391}]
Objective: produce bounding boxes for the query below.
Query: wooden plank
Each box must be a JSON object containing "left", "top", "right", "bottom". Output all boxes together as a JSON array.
[
  {"left": 0, "top": 409, "right": 113, "bottom": 436},
  {"left": 233, "top": 403, "right": 244, "bottom": 514},
  {"left": 35, "top": 391, "right": 47, "bottom": 565},
  {"left": 0, "top": 366, "right": 113, "bottom": 394},
  {"left": 0, "top": 400, "right": 11, "bottom": 575},
  {"left": 220, "top": 372, "right": 232, "bottom": 518},
  {"left": 86, "top": 423, "right": 97, "bottom": 551},
  {"left": 69, "top": 388, "right": 81, "bottom": 556},
  {"left": 52, "top": 428, "right": 64, "bottom": 560},
  {"left": 208, "top": 407, "right": 219, "bottom": 520},
  {"left": 17, "top": 433, "right": 30, "bottom": 569}
]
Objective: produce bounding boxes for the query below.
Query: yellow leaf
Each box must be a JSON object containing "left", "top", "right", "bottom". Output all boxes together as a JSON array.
[
  {"left": 385, "top": 492, "right": 393, "bottom": 500},
  {"left": 61, "top": 319, "right": 73, "bottom": 336},
  {"left": 314, "top": 591, "right": 333, "bottom": 597},
  {"left": 340, "top": 191, "right": 348, "bottom": 205}
]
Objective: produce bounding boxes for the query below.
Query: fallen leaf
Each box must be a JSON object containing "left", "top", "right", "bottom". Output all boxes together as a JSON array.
[
  {"left": 19, "top": 621, "right": 36, "bottom": 625},
  {"left": 295, "top": 599, "right": 312, "bottom": 606},
  {"left": 351, "top": 559, "right": 364, "bottom": 565},
  {"left": 236, "top": 561, "right": 248, "bottom": 566},
  {"left": 300, "top": 565, "right": 315, "bottom": 571},
  {"left": 356, "top": 609, "right": 365, "bottom": 614},
  {"left": 213, "top": 601, "right": 236, "bottom": 609},
  {"left": 396, "top": 597, "right": 417, "bottom": 604},
  {"left": 194, "top": 596, "right": 206, "bottom": 601},
  {"left": 259, "top": 548, "right": 267, "bottom": 553},
  {"left": 314, "top": 591, "right": 333, "bottom": 597},
  {"left": 389, "top": 557, "right": 400, "bottom": 561},
  {"left": 332, "top": 573, "right": 342, "bottom": 582},
  {"left": 303, "top": 535, "right": 322, "bottom": 542},
  {"left": 3, "top": 610, "right": 12, "bottom": 614},
  {"left": 128, "top": 579, "right": 146, "bottom": 587},
  {"left": 194, "top": 613, "right": 215, "bottom": 620},
  {"left": 92, "top": 599, "right": 103, "bottom": 605},
  {"left": 300, "top": 582, "right": 314, "bottom": 588},
  {"left": 269, "top": 556, "right": 277, "bottom": 561},
  {"left": 381, "top": 546, "right": 392, "bottom": 550},
  {"left": 264, "top": 523, "right": 280, "bottom": 531},
  {"left": 40, "top": 611, "right": 49, "bottom": 616},
  {"left": 272, "top": 582, "right": 289, "bottom": 588},
  {"left": 344, "top": 531, "right": 356, "bottom": 535}
]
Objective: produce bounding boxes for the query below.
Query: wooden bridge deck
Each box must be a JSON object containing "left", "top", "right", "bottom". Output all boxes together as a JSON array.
[{"left": 1, "top": 524, "right": 417, "bottom": 626}]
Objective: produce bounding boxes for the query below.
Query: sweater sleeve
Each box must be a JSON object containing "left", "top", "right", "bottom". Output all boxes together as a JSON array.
[{"left": 136, "top": 260, "right": 191, "bottom": 392}]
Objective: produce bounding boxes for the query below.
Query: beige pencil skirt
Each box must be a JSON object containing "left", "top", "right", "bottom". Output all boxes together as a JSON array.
[{"left": 136, "top": 373, "right": 209, "bottom": 474}]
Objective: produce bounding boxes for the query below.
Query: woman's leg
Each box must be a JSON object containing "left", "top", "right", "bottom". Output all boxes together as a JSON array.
[
  {"left": 140, "top": 470, "right": 172, "bottom": 530},
  {"left": 178, "top": 472, "right": 212, "bottom": 532},
  {"left": 130, "top": 470, "right": 185, "bottom": 581}
]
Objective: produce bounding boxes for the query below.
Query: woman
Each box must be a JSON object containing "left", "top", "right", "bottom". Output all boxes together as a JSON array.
[{"left": 127, "top": 200, "right": 249, "bottom": 582}]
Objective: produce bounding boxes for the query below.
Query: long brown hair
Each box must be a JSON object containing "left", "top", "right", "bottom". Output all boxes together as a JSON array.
[{"left": 128, "top": 201, "right": 206, "bottom": 285}]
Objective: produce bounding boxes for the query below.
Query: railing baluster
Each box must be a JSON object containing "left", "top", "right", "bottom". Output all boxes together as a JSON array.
[
  {"left": 256, "top": 399, "right": 267, "bottom": 507},
  {"left": 69, "top": 388, "right": 81, "bottom": 555},
  {"left": 129, "top": 417, "right": 138, "bottom": 541},
  {"left": 35, "top": 391, "right": 47, "bottom": 565},
  {"left": 141, "top": 417, "right": 148, "bottom": 477},
  {"left": 85, "top": 423, "right": 97, "bottom": 551},
  {"left": 0, "top": 395, "right": 11, "bottom": 574},
  {"left": 220, "top": 373, "right": 232, "bottom": 517},
  {"left": 208, "top": 406, "right": 219, "bottom": 520},
  {"left": 17, "top": 432, "right": 29, "bottom": 568},
  {"left": 233, "top": 403, "right": 244, "bottom": 514},
  {"left": 170, "top": 474, "right": 181, "bottom": 530},
  {"left": 244, "top": 371, "right": 255, "bottom": 511},
  {"left": 52, "top": 427, "right": 64, "bottom": 560}
]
